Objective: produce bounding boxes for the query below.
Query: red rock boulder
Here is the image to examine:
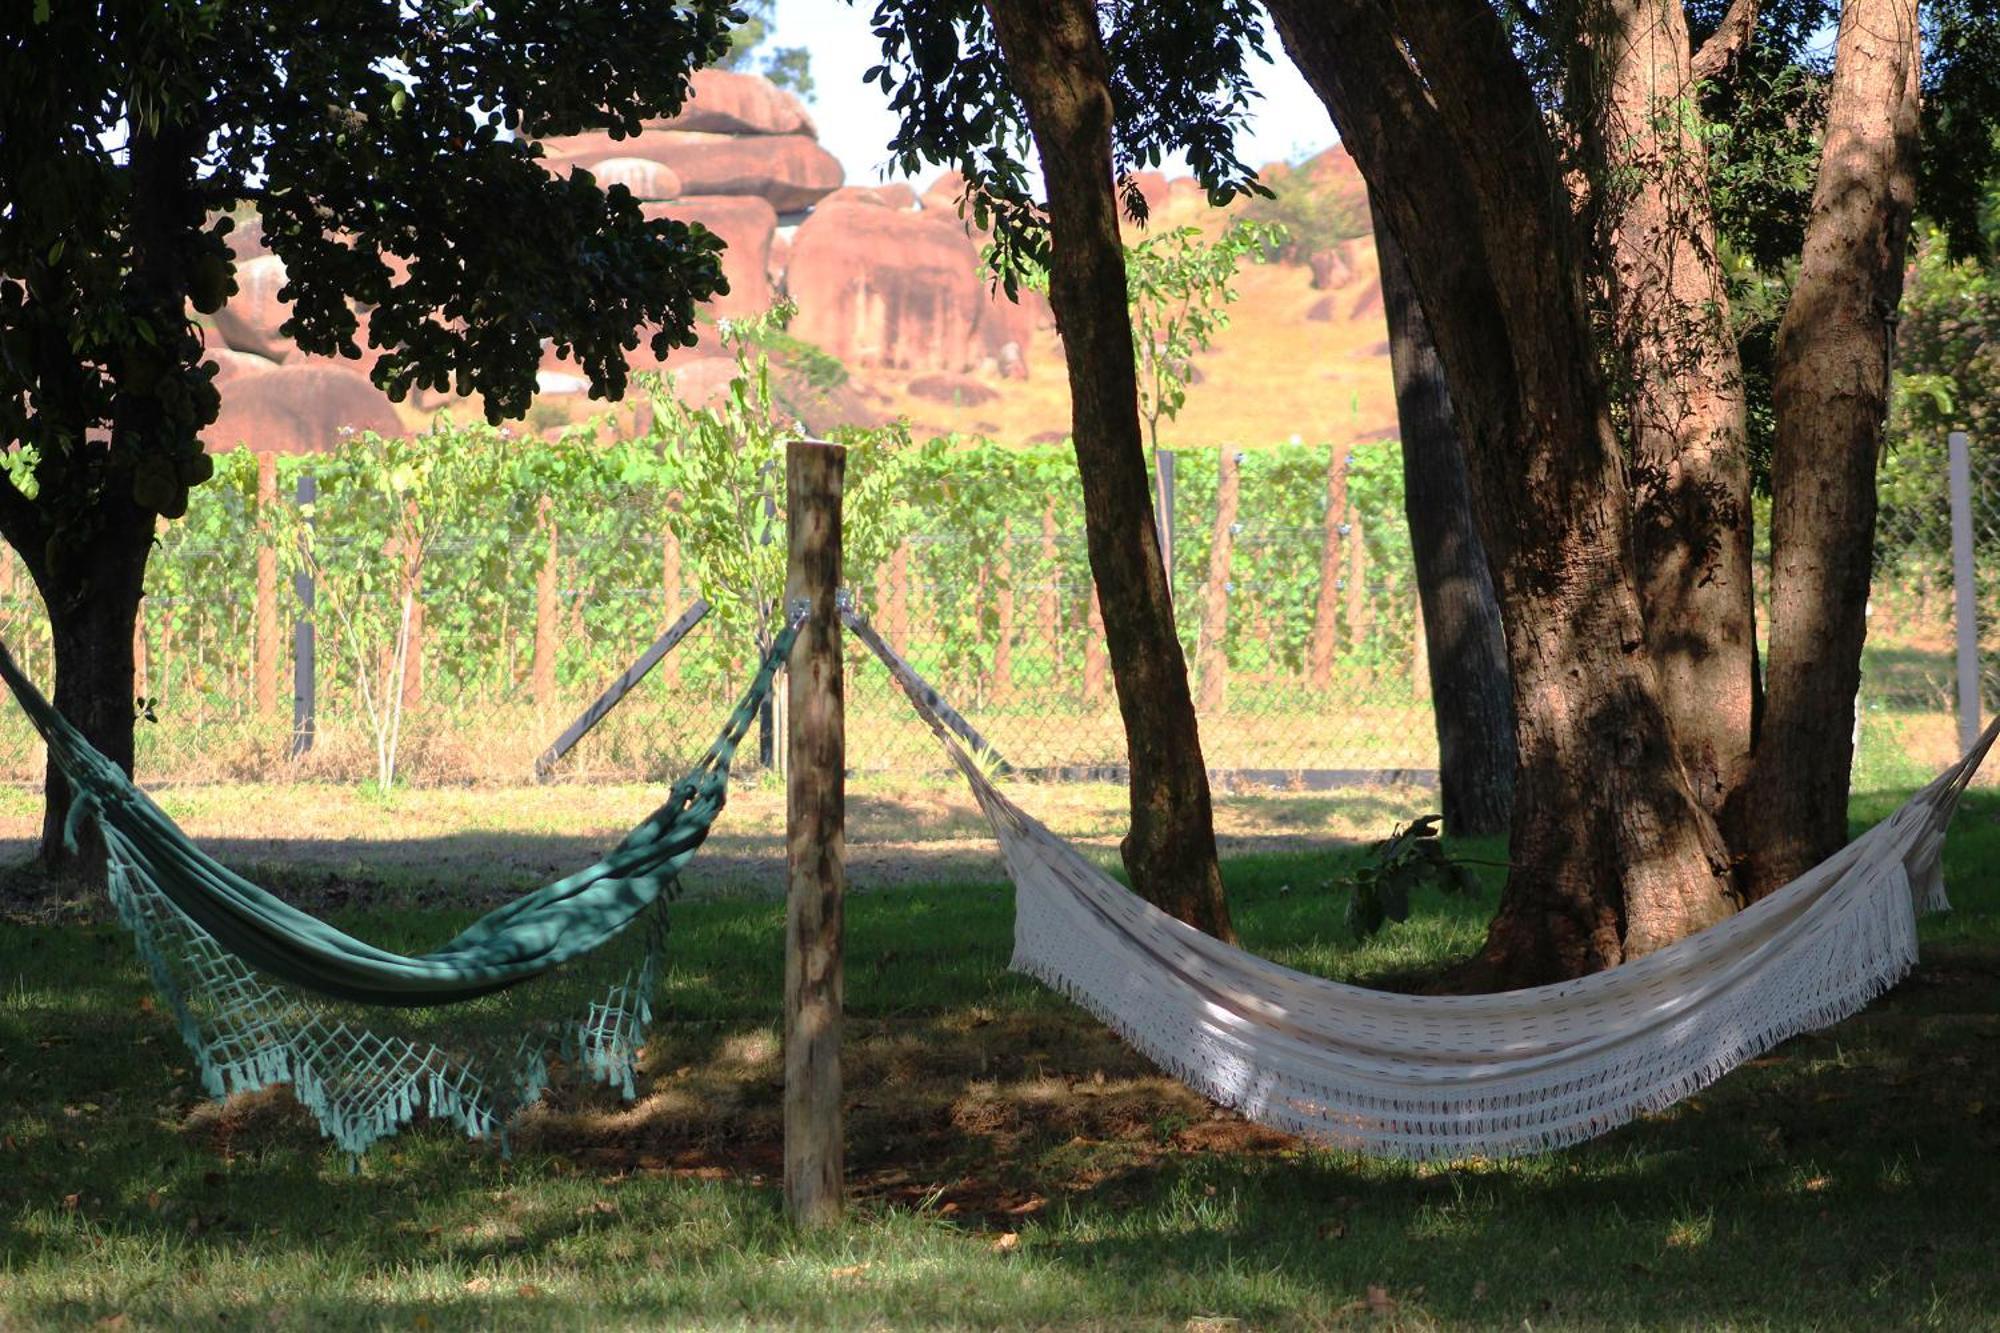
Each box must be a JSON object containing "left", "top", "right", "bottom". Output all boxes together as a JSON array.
[
  {"left": 785, "top": 202, "right": 982, "bottom": 371},
  {"left": 205, "top": 362, "right": 404, "bottom": 455},
  {"left": 212, "top": 255, "right": 294, "bottom": 362},
  {"left": 824, "top": 183, "right": 919, "bottom": 211},
  {"left": 655, "top": 69, "right": 816, "bottom": 138},
  {"left": 643, "top": 196, "right": 778, "bottom": 319},
  {"left": 641, "top": 132, "right": 841, "bottom": 213},
  {"left": 590, "top": 157, "right": 684, "bottom": 201}
]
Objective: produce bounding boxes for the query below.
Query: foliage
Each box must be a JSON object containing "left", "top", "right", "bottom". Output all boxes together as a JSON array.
[
  {"left": 1336, "top": 814, "right": 1483, "bottom": 939},
  {"left": 1123, "top": 220, "right": 1286, "bottom": 453},
  {"left": 864, "top": 0, "right": 1272, "bottom": 292},
  {"left": 1238, "top": 161, "right": 1369, "bottom": 264},
  {"left": 638, "top": 307, "right": 937, "bottom": 652},
  {"left": 0, "top": 1, "right": 735, "bottom": 561},
  {"left": 718, "top": 0, "right": 815, "bottom": 98}
]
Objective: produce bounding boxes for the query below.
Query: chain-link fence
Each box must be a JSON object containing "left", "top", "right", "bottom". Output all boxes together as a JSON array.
[
  {"left": 0, "top": 429, "right": 1984, "bottom": 795},
  {"left": 1860, "top": 428, "right": 1996, "bottom": 789},
  {"left": 0, "top": 440, "right": 1435, "bottom": 790}
]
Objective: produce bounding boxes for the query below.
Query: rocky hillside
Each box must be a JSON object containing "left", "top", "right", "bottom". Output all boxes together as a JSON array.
[{"left": 202, "top": 72, "right": 1398, "bottom": 454}]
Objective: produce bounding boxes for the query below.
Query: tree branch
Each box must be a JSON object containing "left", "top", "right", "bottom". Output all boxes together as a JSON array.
[{"left": 1690, "top": 0, "right": 1759, "bottom": 82}]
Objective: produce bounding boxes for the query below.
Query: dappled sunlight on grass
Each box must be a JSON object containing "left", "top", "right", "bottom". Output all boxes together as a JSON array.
[{"left": 3, "top": 796, "right": 1999, "bottom": 1328}]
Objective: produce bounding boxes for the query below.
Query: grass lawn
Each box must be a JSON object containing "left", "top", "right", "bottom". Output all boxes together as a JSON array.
[{"left": 3, "top": 788, "right": 1998, "bottom": 1330}]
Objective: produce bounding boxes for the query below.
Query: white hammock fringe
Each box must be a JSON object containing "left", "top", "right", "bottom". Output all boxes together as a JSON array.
[{"left": 851, "top": 607, "right": 1996, "bottom": 1161}]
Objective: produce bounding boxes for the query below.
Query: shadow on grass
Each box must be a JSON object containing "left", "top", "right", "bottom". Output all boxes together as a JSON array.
[{"left": 4, "top": 797, "right": 1998, "bottom": 1328}]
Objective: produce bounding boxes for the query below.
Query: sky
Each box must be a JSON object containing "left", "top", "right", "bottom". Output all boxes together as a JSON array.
[{"left": 767, "top": 0, "right": 1340, "bottom": 189}]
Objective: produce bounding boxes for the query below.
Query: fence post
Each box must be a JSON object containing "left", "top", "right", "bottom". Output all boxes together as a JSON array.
[
  {"left": 1154, "top": 446, "right": 1177, "bottom": 596},
  {"left": 1951, "top": 429, "right": 1979, "bottom": 755},
  {"left": 255, "top": 452, "right": 280, "bottom": 714},
  {"left": 1308, "top": 446, "right": 1349, "bottom": 689},
  {"left": 1196, "top": 447, "right": 1240, "bottom": 714},
  {"left": 784, "top": 437, "right": 846, "bottom": 1229},
  {"left": 290, "top": 473, "right": 317, "bottom": 758},
  {"left": 993, "top": 520, "right": 1016, "bottom": 705},
  {"left": 533, "top": 496, "right": 559, "bottom": 711}
]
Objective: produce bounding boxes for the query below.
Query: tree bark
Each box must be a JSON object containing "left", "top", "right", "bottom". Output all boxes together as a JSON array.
[
  {"left": 1744, "top": 0, "right": 1922, "bottom": 893},
  {"left": 985, "top": 0, "right": 1233, "bottom": 941},
  {"left": 1268, "top": 0, "right": 1734, "bottom": 984},
  {"left": 23, "top": 510, "right": 154, "bottom": 878},
  {"left": 1372, "top": 196, "right": 1516, "bottom": 838},
  {"left": 1576, "top": 0, "right": 1760, "bottom": 836}
]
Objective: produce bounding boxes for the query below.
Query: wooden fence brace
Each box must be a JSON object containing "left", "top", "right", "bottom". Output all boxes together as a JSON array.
[
  {"left": 784, "top": 436, "right": 846, "bottom": 1228},
  {"left": 841, "top": 607, "right": 1014, "bottom": 775},
  {"left": 290, "top": 473, "right": 317, "bottom": 758},
  {"left": 531, "top": 599, "right": 711, "bottom": 781}
]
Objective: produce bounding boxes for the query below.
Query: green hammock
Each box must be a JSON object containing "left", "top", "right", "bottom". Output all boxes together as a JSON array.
[{"left": 0, "top": 615, "right": 800, "bottom": 1154}]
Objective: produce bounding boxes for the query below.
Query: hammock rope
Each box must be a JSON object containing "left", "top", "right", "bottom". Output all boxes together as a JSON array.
[
  {"left": 0, "top": 607, "right": 803, "bottom": 1153},
  {"left": 849, "top": 606, "right": 2000, "bottom": 1160}
]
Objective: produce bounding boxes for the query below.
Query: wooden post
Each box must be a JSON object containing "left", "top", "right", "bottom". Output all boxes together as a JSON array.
[
  {"left": 1038, "top": 503, "right": 1061, "bottom": 675},
  {"left": 784, "top": 438, "right": 846, "bottom": 1229},
  {"left": 291, "top": 473, "right": 317, "bottom": 758},
  {"left": 1084, "top": 586, "right": 1107, "bottom": 701},
  {"left": 993, "top": 520, "right": 1016, "bottom": 705},
  {"left": 1196, "top": 448, "right": 1240, "bottom": 714},
  {"left": 533, "top": 495, "right": 559, "bottom": 711},
  {"left": 1308, "top": 446, "right": 1350, "bottom": 690},
  {"left": 662, "top": 505, "right": 685, "bottom": 685},
  {"left": 1345, "top": 508, "right": 1370, "bottom": 651},
  {"left": 254, "top": 452, "right": 280, "bottom": 714},
  {"left": 885, "top": 542, "right": 910, "bottom": 654},
  {"left": 1950, "top": 430, "right": 1979, "bottom": 755}
]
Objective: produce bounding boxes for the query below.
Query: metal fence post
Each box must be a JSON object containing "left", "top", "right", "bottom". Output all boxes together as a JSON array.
[
  {"left": 291, "top": 472, "right": 317, "bottom": 758},
  {"left": 1154, "top": 446, "right": 1176, "bottom": 596},
  {"left": 1950, "top": 430, "right": 1979, "bottom": 755}
]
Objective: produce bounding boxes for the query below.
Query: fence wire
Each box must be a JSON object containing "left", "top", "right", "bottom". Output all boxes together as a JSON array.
[{"left": 0, "top": 433, "right": 1987, "bottom": 792}]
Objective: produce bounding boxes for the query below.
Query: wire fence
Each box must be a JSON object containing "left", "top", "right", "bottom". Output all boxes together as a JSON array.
[{"left": 0, "top": 430, "right": 1988, "bottom": 794}]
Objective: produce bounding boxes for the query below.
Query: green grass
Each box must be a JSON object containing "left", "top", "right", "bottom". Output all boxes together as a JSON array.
[{"left": 3, "top": 794, "right": 1998, "bottom": 1330}]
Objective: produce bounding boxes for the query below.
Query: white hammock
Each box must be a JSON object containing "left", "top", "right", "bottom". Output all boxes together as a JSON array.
[{"left": 850, "top": 613, "right": 1996, "bottom": 1161}]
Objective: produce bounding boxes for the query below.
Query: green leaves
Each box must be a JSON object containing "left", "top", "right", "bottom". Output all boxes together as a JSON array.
[{"left": 1340, "top": 815, "right": 1484, "bottom": 941}]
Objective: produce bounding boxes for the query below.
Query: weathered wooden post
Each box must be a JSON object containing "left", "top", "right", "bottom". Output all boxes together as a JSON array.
[
  {"left": 784, "top": 437, "right": 846, "bottom": 1228},
  {"left": 533, "top": 496, "right": 559, "bottom": 711},
  {"left": 1950, "top": 430, "right": 1980, "bottom": 756},
  {"left": 290, "top": 473, "right": 317, "bottom": 758},
  {"left": 1196, "top": 447, "right": 1241, "bottom": 714},
  {"left": 254, "top": 452, "right": 280, "bottom": 714}
]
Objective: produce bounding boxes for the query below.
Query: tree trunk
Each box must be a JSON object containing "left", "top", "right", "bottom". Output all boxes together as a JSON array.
[
  {"left": 1576, "top": 0, "right": 1759, "bottom": 834},
  {"left": 1268, "top": 0, "right": 1733, "bottom": 985},
  {"left": 1744, "top": 0, "right": 1922, "bottom": 893},
  {"left": 985, "top": 0, "right": 1233, "bottom": 941},
  {"left": 29, "top": 513, "right": 154, "bottom": 878},
  {"left": 1372, "top": 196, "right": 1515, "bottom": 837}
]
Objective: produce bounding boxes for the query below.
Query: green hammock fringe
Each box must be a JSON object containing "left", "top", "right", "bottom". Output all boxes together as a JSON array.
[{"left": 2, "top": 617, "right": 801, "bottom": 1156}]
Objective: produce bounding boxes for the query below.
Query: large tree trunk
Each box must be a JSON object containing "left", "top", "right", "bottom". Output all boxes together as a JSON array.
[
  {"left": 1269, "top": 0, "right": 1734, "bottom": 985},
  {"left": 1371, "top": 197, "right": 1516, "bottom": 838},
  {"left": 25, "top": 509, "right": 154, "bottom": 879},
  {"left": 1576, "top": 0, "right": 1760, "bottom": 838},
  {"left": 984, "top": 0, "right": 1234, "bottom": 941},
  {"left": 1744, "top": 0, "right": 1922, "bottom": 893}
]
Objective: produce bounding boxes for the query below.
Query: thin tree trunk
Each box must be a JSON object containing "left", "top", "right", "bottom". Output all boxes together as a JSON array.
[
  {"left": 987, "top": 0, "right": 1233, "bottom": 940},
  {"left": 1196, "top": 448, "right": 1239, "bottom": 714},
  {"left": 1745, "top": 0, "right": 1922, "bottom": 893},
  {"left": 1372, "top": 196, "right": 1515, "bottom": 837},
  {"left": 1269, "top": 0, "right": 1732, "bottom": 984},
  {"left": 1577, "top": 0, "right": 1759, "bottom": 834},
  {"left": 1308, "top": 446, "right": 1350, "bottom": 689}
]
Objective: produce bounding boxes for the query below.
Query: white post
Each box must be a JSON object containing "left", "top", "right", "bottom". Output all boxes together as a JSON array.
[{"left": 1950, "top": 430, "right": 1979, "bottom": 756}]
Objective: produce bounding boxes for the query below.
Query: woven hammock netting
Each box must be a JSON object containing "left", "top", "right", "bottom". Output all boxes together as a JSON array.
[{"left": 2, "top": 615, "right": 801, "bottom": 1157}]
